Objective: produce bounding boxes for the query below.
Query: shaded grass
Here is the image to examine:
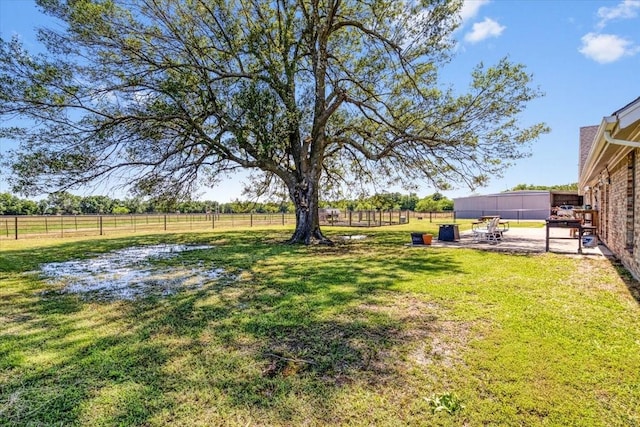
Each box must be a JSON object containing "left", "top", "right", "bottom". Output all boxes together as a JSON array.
[{"left": 1, "top": 225, "right": 639, "bottom": 426}]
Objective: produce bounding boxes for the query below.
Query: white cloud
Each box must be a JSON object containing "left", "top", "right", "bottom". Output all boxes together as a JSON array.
[
  {"left": 464, "top": 17, "right": 505, "bottom": 43},
  {"left": 460, "top": 0, "right": 491, "bottom": 26},
  {"left": 579, "top": 32, "right": 639, "bottom": 63},
  {"left": 597, "top": 0, "right": 640, "bottom": 28}
]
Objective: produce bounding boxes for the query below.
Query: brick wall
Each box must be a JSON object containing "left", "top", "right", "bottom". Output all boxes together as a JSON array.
[{"left": 603, "top": 148, "right": 640, "bottom": 279}]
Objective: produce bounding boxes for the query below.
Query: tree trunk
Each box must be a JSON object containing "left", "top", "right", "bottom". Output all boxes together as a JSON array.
[{"left": 287, "top": 176, "right": 333, "bottom": 245}]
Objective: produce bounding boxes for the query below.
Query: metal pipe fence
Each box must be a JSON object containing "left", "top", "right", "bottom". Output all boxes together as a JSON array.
[
  {"left": 0, "top": 210, "right": 444, "bottom": 240},
  {"left": 0, "top": 213, "right": 293, "bottom": 240},
  {"left": 406, "top": 210, "right": 456, "bottom": 222}
]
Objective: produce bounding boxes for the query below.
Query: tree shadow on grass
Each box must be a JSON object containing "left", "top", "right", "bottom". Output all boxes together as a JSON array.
[{"left": 0, "top": 230, "right": 464, "bottom": 425}]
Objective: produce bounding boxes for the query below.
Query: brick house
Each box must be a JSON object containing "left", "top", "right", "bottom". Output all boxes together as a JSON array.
[{"left": 579, "top": 96, "right": 640, "bottom": 278}]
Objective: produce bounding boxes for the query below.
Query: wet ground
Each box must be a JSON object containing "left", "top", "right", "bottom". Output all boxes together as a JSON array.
[{"left": 39, "top": 244, "right": 225, "bottom": 300}]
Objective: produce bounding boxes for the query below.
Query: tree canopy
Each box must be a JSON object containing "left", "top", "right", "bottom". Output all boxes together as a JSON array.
[
  {"left": 0, "top": 0, "right": 548, "bottom": 243},
  {"left": 508, "top": 183, "right": 578, "bottom": 191}
]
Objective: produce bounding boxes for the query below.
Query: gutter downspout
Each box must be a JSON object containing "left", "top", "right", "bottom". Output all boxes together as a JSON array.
[{"left": 604, "top": 131, "right": 640, "bottom": 148}]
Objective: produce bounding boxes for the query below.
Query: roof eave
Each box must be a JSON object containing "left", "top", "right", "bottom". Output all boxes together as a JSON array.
[
  {"left": 614, "top": 96, "right": 640, "bottom": 128},
  {"left": 579, "top": 98, "right": 640, "bottom": 191}
]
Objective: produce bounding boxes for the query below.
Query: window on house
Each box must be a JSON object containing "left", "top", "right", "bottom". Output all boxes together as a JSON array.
[{"left": 626, "top": 151, "right": 635, "bottom": 251}]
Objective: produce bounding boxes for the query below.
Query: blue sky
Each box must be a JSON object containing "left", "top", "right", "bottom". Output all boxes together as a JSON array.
[{"left": 1, "top": 0, "right": 639, "bottom": 202}]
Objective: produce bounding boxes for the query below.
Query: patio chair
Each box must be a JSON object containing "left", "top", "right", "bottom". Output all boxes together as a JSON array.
[{"left": 472, "top": 217, "right": 501, "bottom": 244}]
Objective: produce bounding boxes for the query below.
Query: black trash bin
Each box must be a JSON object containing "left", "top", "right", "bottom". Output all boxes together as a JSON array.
[
  {"left": 438, "top": 224, "right": 460, "bottom": 241},
  {"left": 411, "top": 232, "right": 424, "bottom": 245}
]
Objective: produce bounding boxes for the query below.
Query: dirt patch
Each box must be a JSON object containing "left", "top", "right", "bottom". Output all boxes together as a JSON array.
[
  {"left": 359, "top": 296, "right": 440, "bottom": 324},
  {"left": 358, "top": 295, "right": 472, "bottom": 370},
  {"left": 40, "top": 244, "right": 226, "bottom": 300},
  {"left": 410, "top": 320, "right": 471, "bottom": 369}
]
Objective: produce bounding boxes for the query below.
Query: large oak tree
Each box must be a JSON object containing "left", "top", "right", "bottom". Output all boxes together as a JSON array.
[{"left": 0, "top": 0, "right": 547, "bottom": 244}]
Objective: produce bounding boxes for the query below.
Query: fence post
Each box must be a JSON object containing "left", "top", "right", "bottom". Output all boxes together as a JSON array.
[
  {"left": 45, "top": 216, "right": 48, "bottom": 234},
  {"left": 349, "top": 210, "right": 352, "bottom": 226},
  {"left": 212, "top": 213, "right": 215, "bottom": 229},
  {"left": 429, "top": 212, "right": 432, "bottom": 223},
  {"left": 164, "top": 215, "right": 167, "bottom": 231},
  {"left": 453, "top": 211, "right": 457, "bottom": 222},
  {"left": 99, "top": 216, "right": 103, "bottom": 235},
  {"left": 15, "top": 217, "right": 18, "bottom": 240}
]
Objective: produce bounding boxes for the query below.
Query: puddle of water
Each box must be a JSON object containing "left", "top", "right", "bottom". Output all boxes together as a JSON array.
[{"left": 40, "top": 244, "right": 225, "bottom": 300}]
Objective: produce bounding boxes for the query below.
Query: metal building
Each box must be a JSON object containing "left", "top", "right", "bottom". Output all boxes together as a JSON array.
[{"left": 454, "top": 190, "right": 581, "bottom": 220}]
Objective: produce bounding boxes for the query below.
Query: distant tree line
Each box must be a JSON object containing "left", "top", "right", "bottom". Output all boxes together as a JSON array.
[
  {"left": 0, "top": 192, "right": 274, "bottom": 215},
  {"left": 0, "top": 191, "right": 453, "bottom": 215},
  {"left": 326, "top": 192, "right": 453, "bottom": 212},
  {"left": 508, "top": 183, "right": 578, "bottom": 191}
]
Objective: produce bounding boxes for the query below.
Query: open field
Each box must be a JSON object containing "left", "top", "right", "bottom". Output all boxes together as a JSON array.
[
  {"left": 1, "top": 210, "right": 436, "bottom": 240},
  {"left": 1, "top": 224, "right": 639, "bottom": 426}
]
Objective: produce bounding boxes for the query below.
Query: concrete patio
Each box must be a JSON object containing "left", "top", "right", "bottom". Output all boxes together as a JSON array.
[{"left": 416, "top": 225, "right": 610, "bottom": 256}]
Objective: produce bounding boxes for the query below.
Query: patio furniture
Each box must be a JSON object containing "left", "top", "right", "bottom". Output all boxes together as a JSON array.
[
  {"left": 545, "top": 218, "right": 586, "bottom": 254},
  {"left": 472, "top": 216, "right": 509, "bottom": 233},
  {"left": 472, "top": 217, "right": 502, "bottom": 244}
]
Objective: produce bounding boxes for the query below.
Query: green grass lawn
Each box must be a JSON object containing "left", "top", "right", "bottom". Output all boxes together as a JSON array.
[{"left": 1, "top": 225, "right": 639, "bottom": 426}]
